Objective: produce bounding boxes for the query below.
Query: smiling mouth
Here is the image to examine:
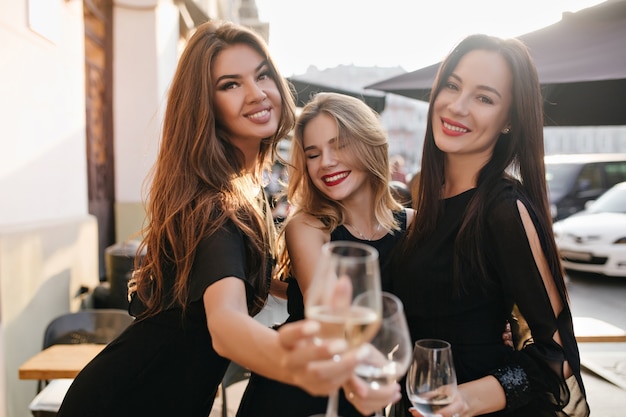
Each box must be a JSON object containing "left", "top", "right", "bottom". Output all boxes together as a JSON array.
[
  {"left": 247, "top": 109, "right": 270, "bottom": 119},
  {"left": 442, "top": 120, "right": 468, "bottom": 133},
  {"left": 323, "top": 172, "right": 349, "bottom": 183}
]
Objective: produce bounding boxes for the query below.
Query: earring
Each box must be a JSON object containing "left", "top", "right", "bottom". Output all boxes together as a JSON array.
[{"left": 503, "top": 127, "right": 511, "bottom": 134}]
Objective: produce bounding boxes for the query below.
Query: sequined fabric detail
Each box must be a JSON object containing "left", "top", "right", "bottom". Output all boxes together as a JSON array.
[{"left": 492, "top": 364, "right": 531, "bottom": 410}]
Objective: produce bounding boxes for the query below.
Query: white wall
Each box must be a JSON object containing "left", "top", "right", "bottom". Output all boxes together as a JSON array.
[
  {"left": 113, "top": 0, "right": 179, "bottom": 242},
  {"left": 0, "top": 0, "right": 88, "bottom": 226},
  {"left": 0, "top": 1, "right": 99, "bottom": 416},
  {"left": 544, "top": 126, "right": 626, "bottom": 155}
]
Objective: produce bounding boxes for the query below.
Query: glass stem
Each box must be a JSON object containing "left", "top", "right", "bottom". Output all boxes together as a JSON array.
[{"left": 325, "top": 389, "right": 340, "bottom": 417}]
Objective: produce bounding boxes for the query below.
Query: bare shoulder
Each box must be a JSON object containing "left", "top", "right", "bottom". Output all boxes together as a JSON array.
[
  {"left": 284, "top": 212, "right": 328, "bottom": 254},
  {"left": 285, "top": 212, "right": 325, "bottom": 235}
]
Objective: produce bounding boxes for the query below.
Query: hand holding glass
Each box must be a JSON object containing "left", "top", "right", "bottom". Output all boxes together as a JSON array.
[
  {"left": 305, "top": 241, "right": 383, "bottom": 417},
  {"left": 354, "top": 292, "right": 412, "bottom": 417},
  {"left": 406, "top": 339, "right": 458, "bottom": 417}
]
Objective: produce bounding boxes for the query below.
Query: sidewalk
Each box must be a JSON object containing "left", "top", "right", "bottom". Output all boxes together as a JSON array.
[{"left": 579, "top": 349, "right": 626, "bottom": 417}]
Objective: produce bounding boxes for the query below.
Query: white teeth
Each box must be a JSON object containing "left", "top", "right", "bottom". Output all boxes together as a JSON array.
[
  {"left": 248, "top": 109, "right": 269, "bottom": 119},
  {"left": 324, "top": 172, "right": 348, "bottom": 183},
  {"left": 443, "top": 121, "right": 468, "bottom": 133}
]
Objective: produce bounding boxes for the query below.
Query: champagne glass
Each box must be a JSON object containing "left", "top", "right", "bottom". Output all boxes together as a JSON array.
[
  {"left": 406, "top": 339, "right": 458, "bottom": 417},
  {"left": 306, "top": 241, "right": 383, "bottom": 417},
  {"left": 354, "top": 292, "right": 412, "bottom": 417}
]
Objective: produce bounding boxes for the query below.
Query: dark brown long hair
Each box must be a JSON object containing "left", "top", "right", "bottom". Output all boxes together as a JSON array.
[
  {"left": 404, "top": 34, "right": 565, "bottom": 294},
  {"left": 134, "top": 21, "right": 296, "bottom": 317}
]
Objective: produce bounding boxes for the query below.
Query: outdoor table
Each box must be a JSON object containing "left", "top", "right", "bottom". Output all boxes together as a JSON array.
[
  {"left": 573, "top": 316, "right": 626, "bottom": 343},
  {"left": 18, "top": 344, "right": 105, "bottom": 380}
]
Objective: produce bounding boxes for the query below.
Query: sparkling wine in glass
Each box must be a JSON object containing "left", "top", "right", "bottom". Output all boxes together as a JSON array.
[
  {"left": 354, "top": 292, "right": 412, "bottom": 417},
  {"left": 406, "top": 339, "right": 458, "bottom": 417},
  {"left": 305, "top": 241, "right": 383, "bottom": 417}
]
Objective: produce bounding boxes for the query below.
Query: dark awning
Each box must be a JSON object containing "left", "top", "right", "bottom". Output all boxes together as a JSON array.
[
  {"left": 366, "top": 0, "right": 626, "bottom": 126},
  {"left": 288, "top": 77, "right": 386, "bottom": 114}
]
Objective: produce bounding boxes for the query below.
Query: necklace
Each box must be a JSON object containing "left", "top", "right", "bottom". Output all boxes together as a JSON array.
[{"left": 344, "top": 222, "right": 381, "bottom": 241}]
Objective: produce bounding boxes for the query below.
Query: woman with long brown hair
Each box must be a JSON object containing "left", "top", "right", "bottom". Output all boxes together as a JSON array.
[{"left": 57, "top": 21, "right": 370, "bottom": 417}]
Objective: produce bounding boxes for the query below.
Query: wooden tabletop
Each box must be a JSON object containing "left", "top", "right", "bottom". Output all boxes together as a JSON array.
[
  {"left": 19, "top": 344, "right": 105, "bottom": 380},
  {"left": 573, "top": 316, "right": 626, "bottom": 343}
]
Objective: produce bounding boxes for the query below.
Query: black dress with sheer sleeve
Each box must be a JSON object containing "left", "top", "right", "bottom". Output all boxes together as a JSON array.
[
  {"left": 57, "top": 220, "right": 259, "bottom": 417},
  {"left": 236, "top": 210, "right": 408, "bottom": 417},
  {"left": 389, "top": 184, "right": 589, "bottom": 417}
]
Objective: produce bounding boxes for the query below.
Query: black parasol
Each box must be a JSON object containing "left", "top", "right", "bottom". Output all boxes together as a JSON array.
[
  {"left": 288, "top": 77, "right": 386, "bottom": 114},
  {"left": 365, "top": 0, "right": 626, "bottom": 126}
]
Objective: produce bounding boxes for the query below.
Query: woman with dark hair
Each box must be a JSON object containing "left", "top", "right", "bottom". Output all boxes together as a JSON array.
[
  {"left": 57, "top": 21, "right": 367, "bottom": 417},
  {"left": 391, "top": 34, "right": 590, "bottom": 417}
]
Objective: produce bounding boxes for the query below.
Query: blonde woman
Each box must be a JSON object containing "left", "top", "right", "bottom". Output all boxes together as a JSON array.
[{"left": 238, "top": 92, "right": 412, "bottom": 417}]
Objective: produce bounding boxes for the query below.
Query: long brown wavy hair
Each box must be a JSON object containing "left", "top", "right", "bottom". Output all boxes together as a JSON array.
[
  {"left": 134, "top": 21, "right": 296, "bottom": 318},
  {"left": 276, "top": 92, "right": 402, "bottom": 280}
]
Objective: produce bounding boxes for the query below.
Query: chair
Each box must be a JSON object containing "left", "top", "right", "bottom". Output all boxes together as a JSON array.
[
  {"left": 41, "top": 308, "right": 134, "bottom": 349},
  {"left": 220, "top": 361, "right": 250, "bottom": 417},
  {"left": 29, "top": 309, "right": 135, "bottom": 417}
]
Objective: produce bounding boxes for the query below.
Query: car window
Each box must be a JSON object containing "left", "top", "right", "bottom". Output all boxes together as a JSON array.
[
  {"left": 576, "top": 164, "right": 603, "bottom": 193},
  {"left": 587, "top": 186, "right": 626, "bottom": 213},
  {"left": 603, "top": 162, "right": 626, "bottom": 188},
  {"left": 545, "top": 163, "right": 579, "bottom": 194}
]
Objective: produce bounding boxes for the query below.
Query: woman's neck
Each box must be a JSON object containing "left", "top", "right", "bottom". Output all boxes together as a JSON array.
[
  {"left": 443, "top": 154, "right": 487, "bottom": 198},
  {"left": 342, "top": 188, "right": 383, "bottom": 240}
]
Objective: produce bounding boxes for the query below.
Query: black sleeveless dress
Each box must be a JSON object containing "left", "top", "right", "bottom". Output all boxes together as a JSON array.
[{"left": 236, "top": 210, "right": 408, "bottom": 417}]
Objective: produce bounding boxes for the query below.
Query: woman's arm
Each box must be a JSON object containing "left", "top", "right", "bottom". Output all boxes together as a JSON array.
[
  {"left": 516, "top": 200, "right": 571, "bottom": 378},
  {"left": 205, "top": 277, "right": 361, "bottom": 396},
  {"left": 483, "top": 196, "right": 576, "bottom": 413},
  {"left": 284, "top": 213, "right": 328, "bottom": 300}
]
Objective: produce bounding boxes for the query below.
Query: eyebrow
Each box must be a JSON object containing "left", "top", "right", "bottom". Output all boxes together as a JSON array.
[
  {"left": 215, "top": 60, "right": 269, "bottom": 84},
  {"left": 450, "top": 73, "right": 502, "bottom": 99},
  {"left": 303, "top": 136, "right": 338, "bottom": 152}
]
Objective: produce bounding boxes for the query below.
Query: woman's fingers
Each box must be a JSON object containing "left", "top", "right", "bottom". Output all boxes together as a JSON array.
[
  {"left": 277, "top": 319, "right": 321, "bottom": 350},
  {"left": 287, "top": 346, "right": 366, "bottom": 396},
  {"left": 502, "top": 321, "right": 514, "bottom": 348},
  {"left": 343, "top": 375, "right": 401, "bottom": 415},
  {"left": 277, "top": 319, "right": 370, "bottom": 396}
]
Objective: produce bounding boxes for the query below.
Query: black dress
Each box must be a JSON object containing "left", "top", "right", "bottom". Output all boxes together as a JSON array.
[
  {"left": 236, "top": 211, "right": 408, "bottom": 417},
  {"left": 389, "top": 186, "right": 589, "bottom": 417},
  {"left": 57, "top": 221, "right": 259, "bottom": 417}
]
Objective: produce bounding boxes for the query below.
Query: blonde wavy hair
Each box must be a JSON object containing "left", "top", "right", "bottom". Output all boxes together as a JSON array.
[{"left": 276, "top": 92, "right": 401, "bottom": 280}]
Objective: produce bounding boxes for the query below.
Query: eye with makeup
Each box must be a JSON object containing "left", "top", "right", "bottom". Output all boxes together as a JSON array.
[
  {"left": 217, "top": 79, "right": 239, "bottom": 91},
  {"left": 477, "top": 95, "right": 495, "bottom": 105},
  {"left": 257, "top": 64, "right": 276, "bottom": 84},
  {"left": 443, "top": 81, "right": 459, "bottom": 92},
  {"left": 305, "top": 150, "right": 320, "bottom": 160},
  {"left": 257, "top": 66, "right": 271, "bottom": 81}
]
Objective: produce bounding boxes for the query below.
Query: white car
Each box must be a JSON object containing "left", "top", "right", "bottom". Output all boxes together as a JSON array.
[{"left": 553, "top": 181, "right": 626, "bottom": 277}]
